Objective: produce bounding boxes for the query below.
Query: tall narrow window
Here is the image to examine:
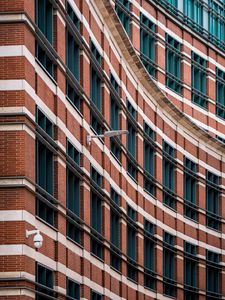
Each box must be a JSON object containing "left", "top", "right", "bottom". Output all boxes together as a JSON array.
[
  {"left": 144, "top": 219, "right": 155, "bottom": 290},
  {"left": 184, "top": 0, "right": 203, "bottom": 30},
  {"left": 90, "top": 42, "right": 103, "bottom": 134},
  {"left": 66, "top": 140, "right": 81, "bottom": 244},
  {"left": 191, "top": 52, "right": 207, "bottom": 109},
  {"left": 36, "top": 264, "right": 54, "bottom": 300},
  {"left": 184, "top": 157, "right": 197, "bottom": 221},
  {"left": 166, "top": 34, "right": 182, "bottom": 94},
  {"left": 91, "top": 167, "right": 103, "bottom": 259},
  {"left": 163, "top": 142, "right": 176, "bottom": 209},
  {"left": 127, "top": 205, "right": 137, "bottom": 281},
  {"left": 67, "top": 2, "right": 80, "bottom": 29},
  {"left": 206, "top": 171, "right": 221, "bottom": 231},
  {"left": 209, "top": 0, "right": 225, "bottom": 46},
  {"left": 110, "top": 74, "right": 121, "bottom": 161},
  {"left": 184, "top": 242, "right": 197, "bottom": 300},
  {"left": 115, "top": 0, "right": 130, "bottom": 36},
  {"left": 35, "top": 0, "right": 54, "bottom": 77},
  {"left": 163, "top": 232, "right": 176, "bottom": 297},
  {"left": 110, "top": 187, "right": 121, "bottom": 271},
  {"left": 36, "top": 0, "right": 53, "bottom": 43},
  {"left": 216, "top": 68, "right": 225, "bottom": 120},
  {"left": 206, "top": 251, "right": 221, "bottom": 299},
  {"left": 140, "top": 14, "right": 156, "bottom": 77},
  {"left": 67, "top": 278, "right": 80, "bottom": 300},
  {"left": 36, "top": 109, "right": 55, "bottom": 225},
  {"left": 127, "top": 101, "right": 137, "bottom": 180},
  {"left": 144, "top": 123, "right": 155, "bottom": 195},
  {"left": 66, "top": 30, "right": 79, "bottom": 80}
]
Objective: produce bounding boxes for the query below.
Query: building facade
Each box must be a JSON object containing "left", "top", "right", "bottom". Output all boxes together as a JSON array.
[{"left": 0, "top": 0, "right": 225, "bottom": 299}]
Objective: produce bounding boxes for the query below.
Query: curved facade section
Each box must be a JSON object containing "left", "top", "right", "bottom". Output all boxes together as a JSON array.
[{"left": 0, "top": 0, "right": 224, "bottom": 300}]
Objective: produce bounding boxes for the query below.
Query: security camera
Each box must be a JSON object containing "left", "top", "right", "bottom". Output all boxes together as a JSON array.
[
  {"left": 26, "top": 229, "right": 43, "bottom": 249},
  {"left": 33, "top": 232, "right": 43, "bottom": 249}
]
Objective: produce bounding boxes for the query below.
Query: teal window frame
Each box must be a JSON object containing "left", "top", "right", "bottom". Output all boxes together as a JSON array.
[
  {"left": 67, "top": 2, "right": 80, "bottom": 29},
  {"left": 191, "top": 52, "right": 207, "bottom": 109},
  {"left": 163, "top": 232, "right": 176, "bottom": 297},
  {"left": 144, "top": 219, "right": 155, "bottom": 290},
  {"left": 163, "top": 142, "right": 176, "bottom": 209},
  {"left": 184, "top": 0, "right": 203, "bottom": 30},
  {"left": 209, "top": 0, "right": 225, "bottom": 46},
  {"left": 35, "top": 0, "right": 53, "bottom": 43},
  {"left": 110, "top": 75, "right": 121, "bottom": 161},
  {"left": 110, "top": 200, "right": 121, "bottom": 271},
  {"left": 36, "top": 109, "right": 54, "bottom": 226},
  {"left": 166, "top": 34, "right": 182, "bottom": 94},
  {"left": 91, "top": 191, "right": 102, "bottom": 258},
  {"left": 184, "top": 242, "right": 197, "bottom": 300},
  {"left": 140, "top": 14, "right": 156, "bottom": 77},
  {"left": 127, "top": 205, "right": 137, "bottom": 281},
  {"left": 66, "top": 80, "right": 80, "bottom": 110},
  {"left": 206, "top": 250, "right": 221, "bottom": 299},
  {"left": 216, "top": 68, "right": 225, "bottom": 119},
  {"left": 36, "top": 264, "right": 54, "bottom": 300},
  {"left": 184, "top": 157, "right": 197, "bottom": 221},
  {"left": 66, "top": 140, "right": 81, "bottom": 244},
  {"left": 91, "top": 166, "right": 102, "bottom": 188},
  {"left": 91, "top": 291, "right": 102, "bottom": 300},
  {"left": 66, "top": 30, "right": 80, "bottom": 80},
  {"left": 144, "top": 123, "right": 155, "bottom": 195},
  {"left": 36, "top": 43, "right": 54, "bottom": 77},
  {"left": 67, "top": 278, "right": 80, "bottom": 300},
  {"left": 127, "top": 101, "right": 137, "bottom": 180},
  {"left": 115, "top": 0, "right": 131, "bottom": 36},
  {"left": 206, "top": 171, "right": 221, "bottom": 231}
]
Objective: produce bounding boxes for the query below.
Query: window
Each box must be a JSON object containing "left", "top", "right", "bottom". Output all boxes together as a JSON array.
[
  {"left": 163, "top": 142, "right": 176, "bottom": 209},
  {"left": 67, "top": 278, "right": 80, "bottom": 300},
  {"left": 127, "top": 101, "right": 137, "bottom": 180},
  {"left": 66, "top": 141, "right": 81, "bottom": 244},
  {"left": 90, "top": 44, "right": 103, "bottom": 134},
  {"left": 110, "top": 200, "right": 121, "bottom": 271},
  {"left": 91, "top": 167, "right": 103, "bottom": 259},
  {"left": 206, "top": 171, "right": 221, "bottom": 231},
  {"left": 66, "top": 81, "right": 80, "bottom": 110},
  {"left": 91, "top": 167, "right": 102, "bottom": 188},
  {"left": 144, "top": 219, "right": 155, "bottom": 290},
  {"left": 115, "top": 0, "right": 130, "bottom": 36},
  {"left": 191, "top": 52, "right": 207, "bottom": 109},
  {"left": 36, "top": 264, "right": 54, "bottom": 300},
  {"left": 163, "top": 232, "right": 176, "bottom": 297},
  {"left": 209, "top": 0, "right": 225, "bottom": 46},
  {"left": 216, "top": 135, "right": 225, "bottom": 144},
  {"left": 36, "top": 44, "right": 55, "bottom": 77},
  {"left": 127, "top": 205, "right": 137, "bottom": 281},
  {"left": 66, "top": 30, "right": 79, "bottom": 80},
  {"left": 144, "top": 123, "right": 155, "bottom": 195},
  {"left": 110, "top": 74, "right": 121, "bottom": 161},
  {"left": 35, "top": 0, "right": 54, "bottom": 77},
  {"left": 140, "top": 14, "right": 156, "bottom": 77},
  {"left": 91, "top": 291, "right": 102, "bottom": 300},
  {"left": 35, "top": 0, "right": 53, "bottom": 43},
  {"left": 67, "top": 2, "right": 80, "bottom": 29},
  {"left": 184, "top": 242, "right": 197, "bottom": 300},
  {"left": 206, "top": 251, "right": 221, "bottom": 300},
  {"left": 216, "top": 68, "right": 225, "bottom": 119},
  {"left": 184, "top": 0, "right": 203, "bottom": 30},
  {"left": 184, "top": 157, "right": 197, "bottom": 221},
  {"left": 36, "top": 109, "right": 55, "bottom": 225},
  {"left": 166, "top": 34, "right": 182, "bottom": 94}
]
